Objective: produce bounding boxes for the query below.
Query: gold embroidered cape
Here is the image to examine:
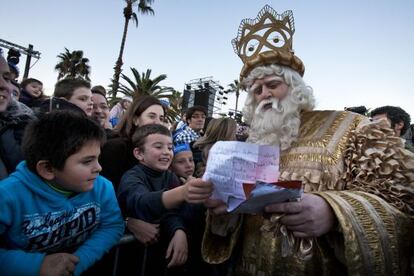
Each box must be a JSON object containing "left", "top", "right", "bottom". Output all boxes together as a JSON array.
[{"left": 202, "top": 110, "right": 414, "bottom": 275}]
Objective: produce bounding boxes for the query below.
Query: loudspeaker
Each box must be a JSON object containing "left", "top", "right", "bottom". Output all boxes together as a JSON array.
[
  {"left": 194, "top": 89, "right": 209, "bottom": 108},
  {"left": 181, "top": 89, "right": 192, "bottom": 111}
]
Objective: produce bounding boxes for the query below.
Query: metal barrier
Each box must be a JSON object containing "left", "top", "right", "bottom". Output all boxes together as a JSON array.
[{"left": 112, "top": 233, "right": 138, "bottom": 276}]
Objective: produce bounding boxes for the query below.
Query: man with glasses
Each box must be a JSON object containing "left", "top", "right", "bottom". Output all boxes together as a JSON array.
[{"left": 91, "top": 85, "right": 114, "bottom": 137}]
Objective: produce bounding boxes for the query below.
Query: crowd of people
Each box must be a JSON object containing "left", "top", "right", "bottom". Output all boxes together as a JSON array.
[{"left": 1, "top": 4, "right": 414, "bottom": 276}]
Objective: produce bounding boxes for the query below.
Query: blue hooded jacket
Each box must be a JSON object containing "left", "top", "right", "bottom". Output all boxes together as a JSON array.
[{"left": 0, "top": 161, "right": 124, "bottom": 275}]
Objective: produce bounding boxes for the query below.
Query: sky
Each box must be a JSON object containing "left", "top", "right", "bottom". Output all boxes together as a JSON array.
[{"left": 1, "top": 0, "right": 414, "bottom": 118}]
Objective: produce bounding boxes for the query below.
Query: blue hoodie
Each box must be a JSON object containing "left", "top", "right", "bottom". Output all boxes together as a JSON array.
[{"left": 0, "top": 161, "right": 125, "bottom": 275}]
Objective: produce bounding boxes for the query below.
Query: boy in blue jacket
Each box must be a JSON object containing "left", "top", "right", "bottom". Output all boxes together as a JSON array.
[{"left": 0, "top": 110, "right": 124, "bottom": 275}]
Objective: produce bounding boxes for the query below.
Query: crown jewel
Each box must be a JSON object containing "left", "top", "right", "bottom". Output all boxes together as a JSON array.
[{"left": 232, "top": 5, "right": 305, "bottom": 78}]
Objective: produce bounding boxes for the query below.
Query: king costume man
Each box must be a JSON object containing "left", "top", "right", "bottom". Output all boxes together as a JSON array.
[{"left": 201, "top": 5, "right": 414, "bottom": 275}]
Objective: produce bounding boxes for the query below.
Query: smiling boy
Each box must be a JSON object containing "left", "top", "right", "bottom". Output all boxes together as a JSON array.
[
  {"left": 118, "top": 123, "right": 213, "bottom": 274},
  {"left": 0, "top": 110, "right": 124, "bottom": 275}
]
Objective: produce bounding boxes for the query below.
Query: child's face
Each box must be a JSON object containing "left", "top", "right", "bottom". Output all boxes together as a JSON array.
[
  {"left": 171, "top": 151, "right": 195, "bottom": 179},
  {"left": 53, "top": 140, "right": 102, "bottom": 193},
  {"left": 69, "top": 87, "right": 93, "bottom": 116},
  {"left": 136, "top": 134, "right": 173, "bottom": 171},
  {"left": 25, "top": 82, "right": 43, "bottom": 98}
]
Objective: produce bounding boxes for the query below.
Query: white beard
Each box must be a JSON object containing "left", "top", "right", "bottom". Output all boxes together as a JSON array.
[{"left": 246, "top": 95, "right": 301, "bottom": 150}]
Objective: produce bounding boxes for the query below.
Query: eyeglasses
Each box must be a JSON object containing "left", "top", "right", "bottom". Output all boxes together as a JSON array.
[{"left": 191, "top": 115, "right": 206, "bottom": 119}]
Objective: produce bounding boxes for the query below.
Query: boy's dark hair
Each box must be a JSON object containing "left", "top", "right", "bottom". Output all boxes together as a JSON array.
[
  {"left": 20, "top": 78, "right": 43, "bottom": 90},
  {"left": 54, "top": 78, "right": 91, "bottom": 100},
  {"left": 132, "top": 123, "right": 171, "bottom": 151},
  {"left": 23, "top": 110, "right": 106, "bottom": 172},
  {"left": 185, "top": 105, "right": 207, "bottom": 124},
  {"left": 370, "top": 105, "right": 411, "bottom": 136}
]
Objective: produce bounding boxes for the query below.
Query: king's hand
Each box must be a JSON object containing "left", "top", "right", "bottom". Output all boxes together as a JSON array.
[{"left": 264, "top": 193, "right": 336, "bottom": 238}]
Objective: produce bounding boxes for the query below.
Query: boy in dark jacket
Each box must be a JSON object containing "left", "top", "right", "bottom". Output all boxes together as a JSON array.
[{"left": 118, "top": 124, "right": 212, "bottom": 274}]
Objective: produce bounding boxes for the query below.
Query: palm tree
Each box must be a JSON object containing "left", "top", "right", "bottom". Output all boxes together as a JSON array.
[
  {"left": 118, "top": 67, "right": 180, "bottom": 123},
  {"left": 118, "top": 68, "right": 172, "bottom": 98},
  {"left": 166, "top": 89, "right": 183, "bottom": 123},
  {"left": 55, "top": 48, "right": 91, "bottom": 81},
  {"left": 228, "top": 79, "right": 241, "bottom": 114},
  {"left": 111, "top": 0, "right": 155, "bottom": 99}
]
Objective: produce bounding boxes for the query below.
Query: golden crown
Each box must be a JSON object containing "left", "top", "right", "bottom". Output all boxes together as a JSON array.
[{"left": 232, "top": 5, "right": 305, "bottom": 79}]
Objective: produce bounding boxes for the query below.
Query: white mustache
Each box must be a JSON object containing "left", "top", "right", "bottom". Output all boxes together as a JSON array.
[{"left": 255, "top": 98, "right": 283, "bottom": 115}]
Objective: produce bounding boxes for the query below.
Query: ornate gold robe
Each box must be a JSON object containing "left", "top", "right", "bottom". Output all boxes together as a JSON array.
[{"left": 202, "top": 111, "right": 414, "bottom": 275}]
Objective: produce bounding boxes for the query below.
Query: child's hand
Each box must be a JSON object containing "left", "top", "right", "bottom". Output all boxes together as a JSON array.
[
  {"left": 40, "top": 253, "right": 79, "bottom": 276},
  {"left": 182, "top": 178, "right": 213, "bottom": 203},
  {"left": 127, "top": 217, "right": 160, "bottom": 245},
  {"left": 165, "top": 229, "right": 188, "bottom": 268}
]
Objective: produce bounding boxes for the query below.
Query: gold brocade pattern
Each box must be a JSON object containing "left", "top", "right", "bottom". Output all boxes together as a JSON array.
[
  {"left": 316, "top": 191, "right": 412, "bottom": 276},
  {"left": 279, "top": 111, "right": 365, "bottom": 192},
  {"left": 237, "top": 215, "right": 326, "bottom": 276}
]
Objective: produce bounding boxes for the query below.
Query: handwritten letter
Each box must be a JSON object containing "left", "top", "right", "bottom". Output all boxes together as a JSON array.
[{"left": 202, "top": 141, "right": 280, "bottom": 211}]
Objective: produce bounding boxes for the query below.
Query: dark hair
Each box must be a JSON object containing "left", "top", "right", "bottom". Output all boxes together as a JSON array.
[
  {"left": 131, "top": 123, "right": 171, "bottom": 150},
  {"left": 370, "top": 105, "right": 411, "bottom": 135},
  {"left": 91, "top": 85, "right": 107, "bottom": 98},
  {"left": 185, "top": 105, "right": 207, "bottom": 124},
  {"left": 20, "top": 78, "right": 43, "bottom": 90},
  {"left": 115, "top": 95, "right": 165, "bottom": 139},
  {"left": 54, "top": 78, "right": 91, "bottom": 99},
  {"left": 344, "top": 106, "right": 367, "bottom": 115},
  {"left": 23, "top": 110, "right": 105, "bottom": 172}
]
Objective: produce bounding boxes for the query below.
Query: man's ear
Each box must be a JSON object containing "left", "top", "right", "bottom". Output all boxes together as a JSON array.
[
  {"left": 133, "top": 147, "right": 144, "bottom": 161},
  {"left": 36, "top": 160, "right": 56, "bottom": 181}
]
